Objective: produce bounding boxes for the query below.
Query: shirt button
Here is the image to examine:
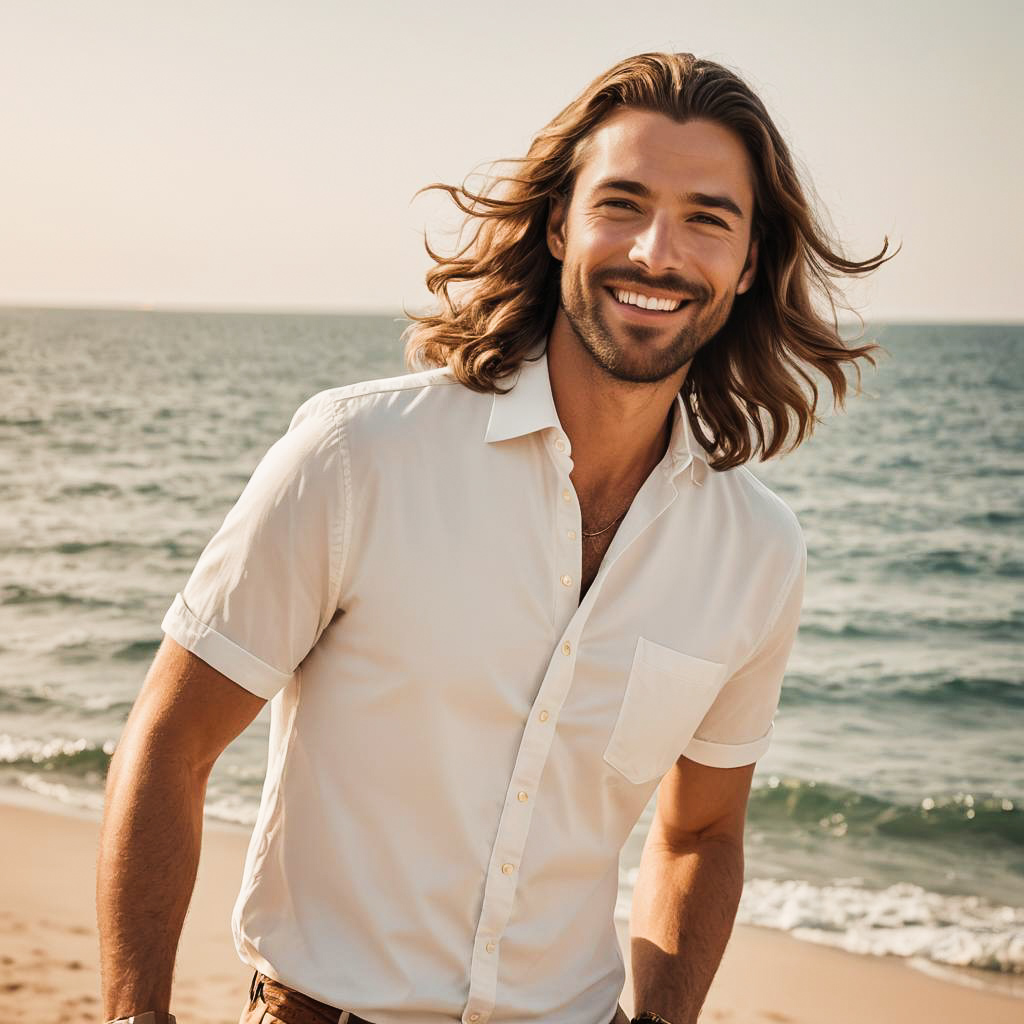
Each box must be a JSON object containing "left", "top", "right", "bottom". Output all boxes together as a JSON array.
[
  {"left": 485, "top": 941, "right": 496, "bottom": 952},
  {"left": 539, "top": 710, "right": 550, "bottom": 722},
  {"left": 469, "top": 1015, "right": 480, "bottom": 1022},
  {"left": 562, "top": 641, "right": 571, "bottom": 655},
  {"left": 562, "top": 488, "right": 572, "bottom": 502},
  {"left": 560, "top": 574, "right": 572, "bottom": 587},
  {"left": 517, "top": 790, "right": 529, "bottom": 802},
  {"left": 554, "top": 439, "right": 567, "bottom": 453},
  {"left": 567, "top": 529, "right": 577, "bottom": 541},
  {"left": 501, "top": 862, "right": 515, "bottom": 875}
]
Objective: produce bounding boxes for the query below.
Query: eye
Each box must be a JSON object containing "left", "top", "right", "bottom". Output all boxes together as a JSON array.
[
  {"left": 600, "top": 199, "right": 640, "bottom": 211},
  {"left": 692, "top": 213, "right": 728, "bottom": 228}
]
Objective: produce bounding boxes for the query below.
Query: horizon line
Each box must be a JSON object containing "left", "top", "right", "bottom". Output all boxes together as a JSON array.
[{"left": 0, "top": 301, "right": 1021, "bottom": 329}]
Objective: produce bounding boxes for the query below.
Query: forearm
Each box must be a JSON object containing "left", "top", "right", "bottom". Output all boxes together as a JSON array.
[
  {"left": 97, "top": 727, "right": 209, "bottom": 1019},
  {"left": 629, "top": 832, "right": 744, "bottom": 1024}
]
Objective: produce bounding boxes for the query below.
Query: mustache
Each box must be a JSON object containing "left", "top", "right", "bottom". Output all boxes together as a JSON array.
[{"left": 596, "top": 269, "right": 710, "bottom": 303}]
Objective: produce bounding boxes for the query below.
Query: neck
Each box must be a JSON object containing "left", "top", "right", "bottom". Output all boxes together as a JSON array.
[{"left": 546, "top": 320, "right": 685, "bottom": 498}]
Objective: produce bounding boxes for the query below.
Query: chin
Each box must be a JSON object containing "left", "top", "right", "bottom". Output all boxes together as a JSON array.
[{"left": 591, "top": 337, "right": 692, "bottom": 384}]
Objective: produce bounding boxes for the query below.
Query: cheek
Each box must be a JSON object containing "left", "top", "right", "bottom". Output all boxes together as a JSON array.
[
  {"left": 569, "top": 218, "right": 626, "bottom": 262},
  {"left": 700, "top": 244, "right": 750, "bottom": 291}
]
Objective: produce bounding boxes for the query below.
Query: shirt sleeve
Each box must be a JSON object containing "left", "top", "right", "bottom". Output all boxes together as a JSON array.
[
  {"left": 160, "top": 392, "right": 348, "bottom": 699},
  {"left": 682, "top": 531, "right": 807, "bottom": 769}
]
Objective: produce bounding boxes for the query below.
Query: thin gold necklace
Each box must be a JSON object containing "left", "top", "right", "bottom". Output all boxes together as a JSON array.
[{"left": 582, "top": 504, "right": 630, "bottom": 539}]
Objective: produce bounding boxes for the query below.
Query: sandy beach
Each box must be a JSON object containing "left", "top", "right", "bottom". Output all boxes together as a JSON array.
[{"left": 2, "top": 799, "right": 1020, "bottom": 1024}]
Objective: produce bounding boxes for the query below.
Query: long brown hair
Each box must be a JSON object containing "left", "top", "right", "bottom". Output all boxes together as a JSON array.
[{"left": 403, "top": 52, "right": 896, "bottom": 470}]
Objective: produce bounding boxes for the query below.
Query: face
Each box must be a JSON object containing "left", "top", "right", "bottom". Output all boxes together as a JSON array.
[{"left": 546, "top": 109, "right": 759, "bottom": 385}]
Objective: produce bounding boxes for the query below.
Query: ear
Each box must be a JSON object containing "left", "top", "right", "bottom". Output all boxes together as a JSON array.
[
  {"left": 736, "top": 237, "right": 758, "bottom": 295},
  {"left": 547, "top": 193, "right": 567, "bottom": 262}
]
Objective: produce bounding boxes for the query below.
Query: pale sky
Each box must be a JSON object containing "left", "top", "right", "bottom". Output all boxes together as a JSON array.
[{"left": 1, "top": 0, "right": 1021, "bottom": 322}]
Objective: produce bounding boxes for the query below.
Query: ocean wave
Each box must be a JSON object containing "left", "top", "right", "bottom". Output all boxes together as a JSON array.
[
  {"left": 614, "top": 873, "right": 1024, "bottom": 975},
  {"left": 895, "top": 674, "right": 1024, "bottom": 708},
  {"left": 0, "top": 733, "right": 265, "bottom": 832},
  {"left": 0, "top": 735, "right": 114, "bottom": 777},
  {"left": 748, "top": 777, "right": 1023, "bottom": 846},
  {"left": 800, "top": 610, "right": 1022, "bottom": 642},
  {"left": 0, "top": 584, "right": 122, "bottom": 609},
  {"left": 957, "top": 509, "right": 1024, "bottom": 529},
  {"left": 738, "top": 878, "right": 1024, "bottom": 975},
  {"left": 2, "top": 537, "right": 199, "bottom": 559},
  {"left": 781, "top": 673, "right": 1024, "bottom": 710},
  {"left": 57, "top": 481, "right": 124, "bottom": 498},
  {"left": 882, "top": 547, "right": 1024, "bottom": 578},
  {"left": 0, "top": 687, "right": 132, "bottom": 718},
  {"left": 112, "top": 638, "right": 161, "bottom": 662}
]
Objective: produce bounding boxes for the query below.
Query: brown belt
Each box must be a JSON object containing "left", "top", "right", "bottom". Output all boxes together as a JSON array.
[
  {"left": 249, "top": 970, "right": 376, "bottom": 1024},
  {"left": 249, "top": 969, "right": 623, "bottom": 1023}
]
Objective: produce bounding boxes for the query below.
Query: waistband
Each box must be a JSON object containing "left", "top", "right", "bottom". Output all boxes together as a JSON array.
[{"left": 250, "top": 970, "right": 376, "bottom": 1024}]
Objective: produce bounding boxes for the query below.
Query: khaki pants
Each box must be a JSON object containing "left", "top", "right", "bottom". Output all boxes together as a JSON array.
[{"left": 240, "top": 970, "right": 628, "bottom": 1024}]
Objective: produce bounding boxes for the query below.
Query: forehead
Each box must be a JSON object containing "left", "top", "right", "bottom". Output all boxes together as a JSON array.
[{"left": 574, "top": 108, "right": 755, "bottom": 212}]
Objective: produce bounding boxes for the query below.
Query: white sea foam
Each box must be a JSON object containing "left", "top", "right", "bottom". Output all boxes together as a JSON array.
[
  {"left": 17, "top": 774, "right": 106, "bottom": 812},
  {"left": 617, "top": 872, "right": 1024, "bottom": 976},
  {"left": 0, "top": 733, "right": 115, "bottom": 763}
]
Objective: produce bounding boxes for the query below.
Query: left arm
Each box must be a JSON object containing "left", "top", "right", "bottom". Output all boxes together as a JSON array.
[
  {"left": 629, "top": 755, "right": 755, "bottom": 1024},
  {"left": 630, "top": 526, "right": 806, "bottom": 1021}
]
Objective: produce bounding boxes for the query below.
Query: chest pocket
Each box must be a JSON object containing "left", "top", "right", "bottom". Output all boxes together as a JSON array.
[{"left": 603, "top": 637, "right": 728, "bottom": 785}]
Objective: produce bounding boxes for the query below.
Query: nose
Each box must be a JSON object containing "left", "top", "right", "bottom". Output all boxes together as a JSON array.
[{"left": 628, "top": 211, "right": 684, "bottom": 275}]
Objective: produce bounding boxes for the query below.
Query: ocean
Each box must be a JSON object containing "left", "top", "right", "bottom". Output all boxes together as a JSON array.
[{"left": 1, "top": 308, "right": 1021, "bottom": 996}]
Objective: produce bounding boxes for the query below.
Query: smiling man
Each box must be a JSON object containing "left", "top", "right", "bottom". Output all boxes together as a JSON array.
[
  {"left": 551, "top": 115, "right": 756, "bottom": 389},
  {"left": 98, "top": 53, "right": 891, "bottom": 1024}
]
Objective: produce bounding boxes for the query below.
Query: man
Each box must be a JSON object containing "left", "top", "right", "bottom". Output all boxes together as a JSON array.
[{"left": 97, "top": 52, "right": 890, "bottom": 1024}]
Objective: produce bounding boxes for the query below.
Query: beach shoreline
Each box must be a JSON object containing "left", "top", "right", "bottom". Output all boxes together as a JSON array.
[{"left": 2, "top": 797, "right": 1021, "bottom": 1024}]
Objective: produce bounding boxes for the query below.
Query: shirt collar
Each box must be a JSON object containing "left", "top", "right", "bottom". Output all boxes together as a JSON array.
[{"left": 484, "top": 345, "right": 711, "bottom": 488}]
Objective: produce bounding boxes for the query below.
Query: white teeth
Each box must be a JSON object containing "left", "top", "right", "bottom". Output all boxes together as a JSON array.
[{"left": 613, "top": 289, "right": 682, "bottom": 312}]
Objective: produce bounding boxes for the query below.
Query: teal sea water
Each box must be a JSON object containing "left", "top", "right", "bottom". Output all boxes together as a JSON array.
[{"left": 1, "top": 308, "right": 1021, "bottom": 993}]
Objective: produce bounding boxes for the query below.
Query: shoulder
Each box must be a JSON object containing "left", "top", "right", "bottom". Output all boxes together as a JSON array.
[
  {"left": 711, "top": 462, "right": 806, "bottom": 568},
  {"left": 286, "top": 367, "right": 489, "bottom": 467},
  {"left": 289, "top": 366, "right": 463, "bottom": 430}
]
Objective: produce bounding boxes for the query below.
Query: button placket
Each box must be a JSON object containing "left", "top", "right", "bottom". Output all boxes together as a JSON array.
[
  {"left": 463, "top": 627, "right": 586, "bottom": 1019},
  {"left": 463, "top": 431, "right": 595, "bottom": 1021},
  {"left": 554, "top": 462, "right": 581, "bottom": 616}
]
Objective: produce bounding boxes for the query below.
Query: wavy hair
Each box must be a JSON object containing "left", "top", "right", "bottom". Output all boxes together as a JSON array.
[{"left": 403, "top": 52, "right": 896, "bottom": 470}]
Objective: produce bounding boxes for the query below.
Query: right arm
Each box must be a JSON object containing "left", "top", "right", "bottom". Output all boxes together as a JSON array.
[{"left": 96, "top": 635, "right": 266, "bottom": 1020}]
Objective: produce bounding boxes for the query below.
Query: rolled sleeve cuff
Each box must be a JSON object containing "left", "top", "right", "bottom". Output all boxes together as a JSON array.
[
  {"left": 161, "top": 592, "right": 291, "bottom": 700},
  {"left": 683, "top": 723, "right": 773, "bottom": 768}
]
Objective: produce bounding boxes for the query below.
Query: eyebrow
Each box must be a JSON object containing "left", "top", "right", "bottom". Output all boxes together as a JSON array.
[{"left": 592, "top": 177, "right": 746, "bottom": 220}]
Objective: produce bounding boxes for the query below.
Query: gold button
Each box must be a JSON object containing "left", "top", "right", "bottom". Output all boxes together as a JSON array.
[
  {"left": 539, "top": 710, "right": 550, "bottom": 722},
  {"left": 562, "top": 641, "right": 571, "bottom": 655},
  {"left": 554, "top": 439, "right": 566, "bottom": 452},
  {"left": 485, "top": 941, "right": 496, "bottom": 952},
  {"left": 562, "top": 488, "right": 572, "bottom": 502},
  {"left": 567, "top": 529, "right": 577, "bottom": 541},
  {"left": 501, "top": 862, "right": 515, "bottom": 875},
  {"left": 517, "top": 790, "right": 529, "bottom": 802}
]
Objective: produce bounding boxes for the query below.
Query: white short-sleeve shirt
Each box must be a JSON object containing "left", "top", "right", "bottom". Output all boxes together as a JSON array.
[{"left": 161, "top": 346, "right": 806, "bottom": 1024}]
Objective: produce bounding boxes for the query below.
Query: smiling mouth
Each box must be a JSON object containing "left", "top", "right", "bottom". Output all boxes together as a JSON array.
[{"left": 606, "top": 287, "right": 693, "bottom": 314}]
